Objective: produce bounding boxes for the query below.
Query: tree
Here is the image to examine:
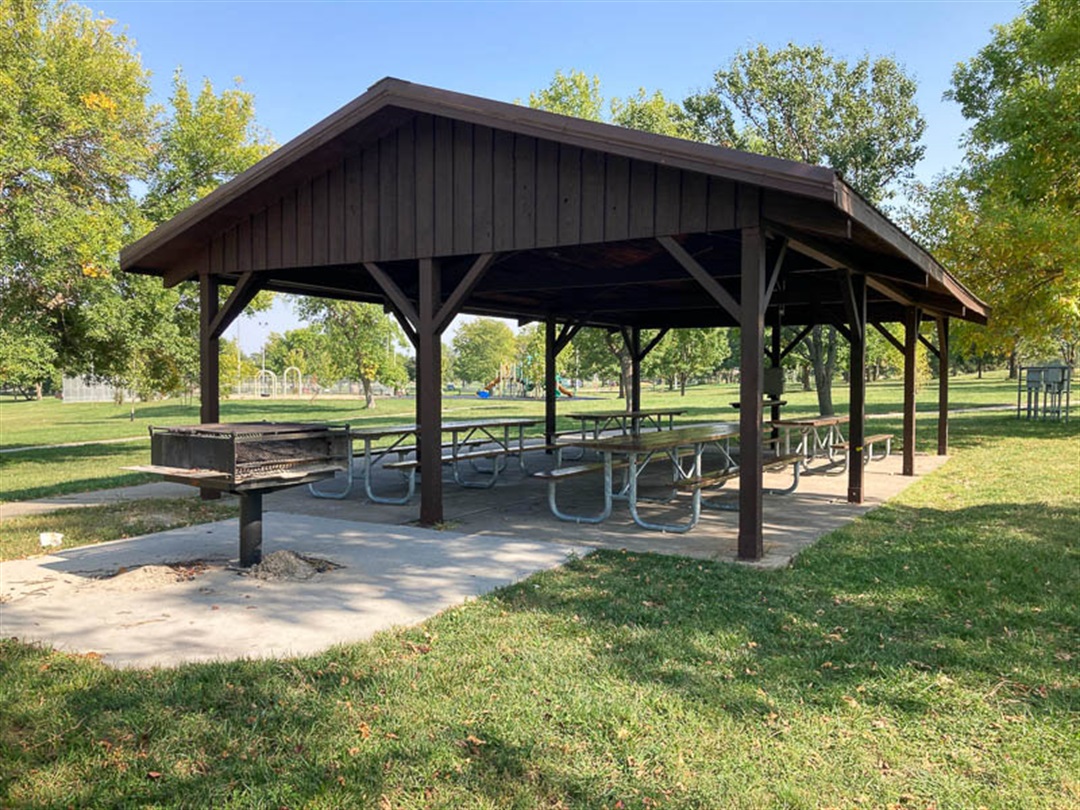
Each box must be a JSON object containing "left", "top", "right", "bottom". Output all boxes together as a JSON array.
[
  {"left": 685, "top": 44, "right": 926, "bottom": 413},
  {"left": 915, "top": 0, "right": 1080, "bottom": 368},
  {"left": 528, "top": 69, "right": 689, "bottom": 137},
  {"left": 0, "top": 2, "right": 275, "bottom": 400},
  {"left": 569, "top": 328, "right": 622, "bottom": 390},
  {"left": 527, "top": 70, "right": 604, "bottom": 121},
  {"left": 143, "top": 70, "right": 273, "bottom": 224},
  {"left": 514, "top": 324, "right": 573, "bottom": 396},
  {"left": 685, "top": 43, "right": 925, "bottom": 205},
  {"left": 611, "top": 88, "right": 693, "bottom": 138},
  {"left": 0, "top": 325, "right": 57, "bottom": 399},
  {"left": 261, "top": 326, "right": 338, "bottom": 394},
  {"left": 295, "top": 299, "right": 405, "bottom": 408},
  {"left": 0, "top": 0, "right": 153, "bottom": 392},
  {"left": 218, "top": 337, "right": 259, "bottom": 397},
  {"left": 451, "top": 318, "right": 516, "bottom": 386},
  {"left": 645, "top": 329, "right": 730, "bottom": 395}
]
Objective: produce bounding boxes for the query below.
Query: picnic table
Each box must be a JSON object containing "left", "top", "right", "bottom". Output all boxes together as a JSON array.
[
  {"left": 563, "top": 407, "right": 687, "bottom": 440},
  {"left": 770, "top": 415, "right": 849, "bottom": 469},
  {"left": 541, "top": 422, "right": 741, "bottom": 533},
  {"left": 310, "top": 417, "right": 540, "bottom": 504}
]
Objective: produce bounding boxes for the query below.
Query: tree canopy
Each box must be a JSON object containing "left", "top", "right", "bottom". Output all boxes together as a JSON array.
[
  {"left": 911, "top": 0, "right": 1079, "bottom": 365},
  {"left": 451, "top": 318, "right": 517, "bottom": 386},
  {"left": 685, "top": 43, "right": 926, "bottom": 205},
  {"left": 295, "top": 299, "right": 406, "bottom": 407},
  {"left": 0, "top": 1, "right": 275, "bottom": 398}
]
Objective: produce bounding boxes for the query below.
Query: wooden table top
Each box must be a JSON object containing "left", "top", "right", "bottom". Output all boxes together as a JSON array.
[
  {"left": 770, "top": 414, "right": 850, "bottom": 428},
  {"left": 566, "top": 422, "right": 740, "bottom": 453},
  {"left": 564, "top": 407, "right": 687, "bottom": 421},
  {"left": 349, "top": 417, "right": 539, "bottom": 439}
]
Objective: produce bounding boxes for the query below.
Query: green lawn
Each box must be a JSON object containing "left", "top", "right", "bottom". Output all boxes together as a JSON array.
[
  {"left": 1, "top": 411, "right": 1077, "bottom": 808},
  {"left": 0, "top": 373, "right": 1019, "bottom": 503}
]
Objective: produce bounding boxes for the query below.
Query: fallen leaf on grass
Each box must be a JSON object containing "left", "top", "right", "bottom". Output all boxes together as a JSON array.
[
  {"left": 146, "top": 771, "right": 161, "bottom": 780},
  {"left": 458, "top": 734, "right": 486, "bottom": 756}
]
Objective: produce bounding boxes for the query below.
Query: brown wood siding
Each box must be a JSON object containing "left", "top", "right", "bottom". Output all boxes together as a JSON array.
[
  {"left": 209, "top": 115, "right": 735, "bottom": 273},
  {"left": 396, "top": 121, "right": 417, "bottom": 257},
  {"left": 472, "top": 125, "right": 494, "bottom": 251},
  {"left": 327, "top": 162, "right": 345, "bottom": 265}
]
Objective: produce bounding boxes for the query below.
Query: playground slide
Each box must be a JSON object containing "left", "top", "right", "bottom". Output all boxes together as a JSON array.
[
  {"left": 557, "top": 383, "right": 574, "bottom": 397},
  {"left": 478, "top": 376, "right": 500, "bottom": 398}
]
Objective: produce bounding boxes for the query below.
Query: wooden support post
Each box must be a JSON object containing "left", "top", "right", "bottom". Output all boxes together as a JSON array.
[
  {"left": 739, "top": 219, "right": 765, "bottom": 561},
  {"left": 937, "top": 316, "right": 949, "bottom": 455},
  {"left": 417, "top": 258, "right": 443, "bottom": 526},
  {"left": 545, "top": 317, "right": 557, "bottom": 448},
  {"left": 847, "top": 275, "right": 867, "bottom": 504},
  {"left": 630, "top": 327, "right": 642, "bottom": 414},
  {"left": 903, "top": 306, "right": 919, "bottom": 476},
  {"left": 199, "top": 273, "right": 221, "bottom": 501},
  {"left": 769, "top": 306, "right": 782, "bottom": 440}
]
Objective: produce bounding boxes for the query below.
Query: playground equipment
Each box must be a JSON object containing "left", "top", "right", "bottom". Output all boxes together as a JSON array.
[{"left": 477, "top": 366, "right": 575, "bottom": 398}]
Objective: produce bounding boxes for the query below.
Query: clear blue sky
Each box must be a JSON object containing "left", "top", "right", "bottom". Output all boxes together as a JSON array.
[{"left": 95, "top": 0, "right": 1020, "bottom": 352}]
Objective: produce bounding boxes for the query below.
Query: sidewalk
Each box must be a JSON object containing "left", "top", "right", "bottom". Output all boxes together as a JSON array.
[{"left": 1, "top": 481, "right": 201, "bottom": 521}]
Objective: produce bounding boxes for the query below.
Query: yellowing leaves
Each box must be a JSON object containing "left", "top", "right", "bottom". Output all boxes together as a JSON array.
[
  {"left": 82, "top": 91, "right": 118, "bottom": 115},
  {"left": 81, "top": 261, "right": 110, "bottom": 279}
]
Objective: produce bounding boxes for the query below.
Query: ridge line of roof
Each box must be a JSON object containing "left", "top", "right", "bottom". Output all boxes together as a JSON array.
[{"left": 122, "top": 76, "right": 839, "bottom": 268}]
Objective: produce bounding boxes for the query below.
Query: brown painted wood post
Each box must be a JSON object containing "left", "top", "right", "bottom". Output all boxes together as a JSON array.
[
  {"left": 903, "top": 306, "right": 919, "bottom": 476},
  {"left": 847, "top": 275, "right": 867, "bottom": 504},
  {"left": 770, "top": 305, "right": 782, "bottom": 441},
  {"left": 545, "top": 317, "right": 557, "bottom": 448},
  {"left": 417, "top": 258, "right": 443, "bottom": 526},
  {"left": 630, "top": 327, "right": 642, "bottom": 414},
  {"left": 738, "top": 198, "right": 765, "bottom": 561},
  {"left": 199, "top": 272, "right": 221, "bottom": 501},
  {"left": 199, "top": 272, "right": 220, "bottom": 425},
  {"left": 937, "top": 316, "right": 949, "bottom": 455}
]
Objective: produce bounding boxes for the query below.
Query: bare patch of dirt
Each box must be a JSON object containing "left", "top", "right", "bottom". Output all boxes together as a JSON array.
[
  {"left": 243, "top": 550, "right": 343, "bottom": 581},
  {"left": 97, "top": 560, "right": 213, "bottom": 590}
]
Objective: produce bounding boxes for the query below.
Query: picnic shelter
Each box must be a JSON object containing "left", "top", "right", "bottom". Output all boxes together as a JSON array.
[{"left": 120, "top": 77, "right": 989, "bottom": 561}]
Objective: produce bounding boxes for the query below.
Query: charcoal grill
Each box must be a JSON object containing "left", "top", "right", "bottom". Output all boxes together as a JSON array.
[{"left": 127, "top": 423, "right": 350, "bottom": 566}]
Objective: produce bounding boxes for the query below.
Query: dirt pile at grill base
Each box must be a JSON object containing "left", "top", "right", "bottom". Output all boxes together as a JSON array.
[{"left": 244, "top": 550, "right": 342, "bottom": 581}]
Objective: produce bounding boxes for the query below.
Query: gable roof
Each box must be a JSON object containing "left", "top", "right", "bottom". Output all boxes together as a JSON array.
[{"left": 121, "top": 76, "right": 987, "bottom": 325}]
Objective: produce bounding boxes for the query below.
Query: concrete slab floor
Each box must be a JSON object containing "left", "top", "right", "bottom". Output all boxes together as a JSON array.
[
  {"left": 268, "top": 451, "right": 949, "bottom": 568},
  {"left": 0, "top": 513, "right": 585, "bottom": 668}
]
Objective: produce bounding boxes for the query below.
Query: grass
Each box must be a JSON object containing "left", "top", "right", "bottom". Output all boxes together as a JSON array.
[
  {"left": 0, "top": 372, "right": 1020, "bottom": 503},
  {"left": 0, "top": 498, "right": 238, "bottom": 561},
  {"left": 0, "top": 411, "right": 1076, "bottom": 808}
]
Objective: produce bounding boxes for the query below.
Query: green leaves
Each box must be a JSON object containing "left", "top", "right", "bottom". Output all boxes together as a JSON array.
[
  {"left": 685, "top": 43, "right": 925, "bottom": 204},
  {"left": 0, "top": 3, "right": 275, "bottom": 398},
  {"left": 294, "top": 299, "right": 407, "bottom": 406},
  {"left": 912, "top": 1, "right": 1080, "bottom": 363},
  {"left": 143, "top": 70, "right": 274, "bottom": 225},
  {"left": 451, "top": 318, "right": 517, "bottom": 386}
]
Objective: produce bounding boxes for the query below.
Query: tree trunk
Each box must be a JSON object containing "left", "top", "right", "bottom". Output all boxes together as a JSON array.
[
  {"left": 679, "top": 374, "right": 687, "bottom": 396},
  {"left": 361, "top": 377, "right": 375, "bottom": 409},
  {"left": 977, "top": 356, "right": 983, "bottom": 379},
  {"left": 800, "top": 365, "right": 811, "bottom": 391},
  {"left": 35, "top": 382, "right": 43, "bottom": 401},
  {"left": 619, "top": 354, "right": 632, "bottom": 405},
  {"left": 1008, "top": 349, "right": 1018, "bottom": 380},
  {"left": 809, "top": 325, "right": 837, "bottom": 416}
]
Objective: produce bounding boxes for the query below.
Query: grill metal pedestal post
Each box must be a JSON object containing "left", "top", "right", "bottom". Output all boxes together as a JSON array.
[{"left": 239, "top": 492, "right": 263, "bottom": 567}]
